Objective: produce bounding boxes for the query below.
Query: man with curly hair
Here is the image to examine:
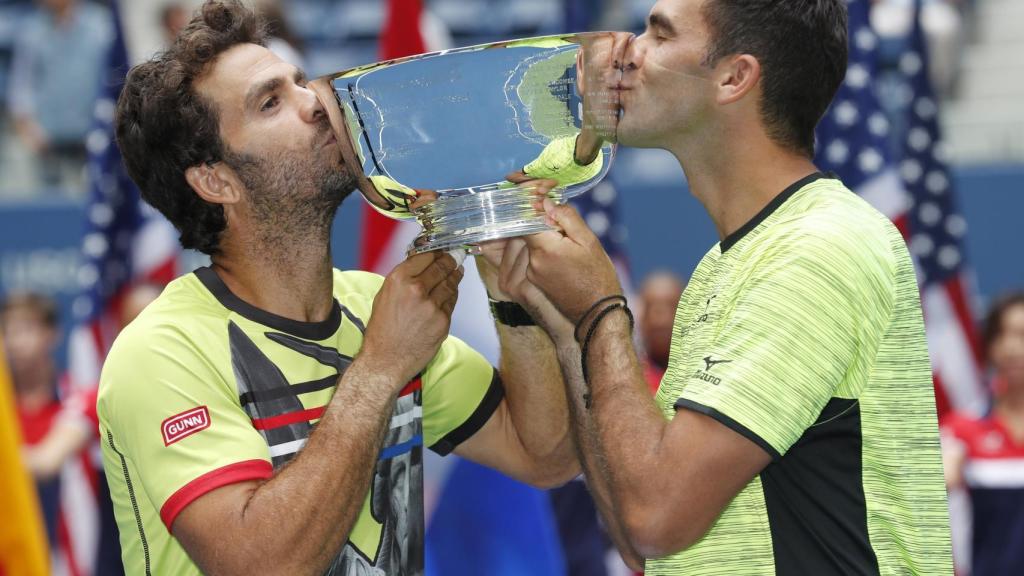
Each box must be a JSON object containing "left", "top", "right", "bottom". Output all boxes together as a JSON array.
[{"left": 98, "top": 2, "right": 577, "bottom": 574}]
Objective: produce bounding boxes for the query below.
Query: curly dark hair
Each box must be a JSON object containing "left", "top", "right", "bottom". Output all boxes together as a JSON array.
[
  {"left": 116, "top": 0, "right": 267, "bottom": 255},
  {"left": 982, "top": 292, "right": 1024, "bottom": 363},
  {"left": 701, "top": 0, "right": 848, "bottom": 158}
]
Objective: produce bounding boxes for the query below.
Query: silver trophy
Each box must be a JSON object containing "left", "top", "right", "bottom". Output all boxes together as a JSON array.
[{"left": 310, "top": 33, "right": 621, "bottom": 253}]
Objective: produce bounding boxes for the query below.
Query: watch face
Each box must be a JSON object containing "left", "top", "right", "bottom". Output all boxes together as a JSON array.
[{"left": 491, "top": 300, "right": 536, "bottom": 327}]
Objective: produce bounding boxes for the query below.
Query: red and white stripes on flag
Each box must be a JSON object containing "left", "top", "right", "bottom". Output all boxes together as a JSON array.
[
  {"left": 815, "top": 0, "right": 986, "bottom": 420},
  {"left": 63, "top": 2, "right": 180, "bottom": 574},
  {"left": 361, "top": 0, "right": 501, "bottom": 364}
]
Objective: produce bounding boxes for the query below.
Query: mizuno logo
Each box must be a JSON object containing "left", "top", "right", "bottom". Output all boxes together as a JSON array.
[{"left": 703, "top": 356, "right": 732, "bottom": 371}]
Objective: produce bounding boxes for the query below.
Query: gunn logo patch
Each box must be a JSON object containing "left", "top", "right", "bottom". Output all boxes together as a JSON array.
[{"left": 162, "top": 406, "right": 211, "bottom": 446}]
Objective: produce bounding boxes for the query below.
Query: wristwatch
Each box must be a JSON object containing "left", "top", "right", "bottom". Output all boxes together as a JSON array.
[{"left": 488, "top": 299, "right": 536, "bottom": 327}]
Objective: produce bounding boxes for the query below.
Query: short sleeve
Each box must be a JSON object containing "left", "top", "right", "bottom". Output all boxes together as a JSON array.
[
  {"left": 421, "top": 334, "right": 503, "bottom": 456},
  {"left": 97, "top": 323, "right": 273, "bottom": 531},
  {"left": 675, "top": 230, "right": 894, "bottom": 458}
]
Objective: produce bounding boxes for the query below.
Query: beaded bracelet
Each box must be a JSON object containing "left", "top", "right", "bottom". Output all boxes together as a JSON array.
[{"left": 580, "top": 302, "right": 634, "bottom": 409}]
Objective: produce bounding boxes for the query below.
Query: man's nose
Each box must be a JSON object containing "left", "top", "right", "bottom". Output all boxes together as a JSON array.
[
  {"left": 300, "top": 85, "right": 327, "bottom": 123},
  {"left": 623, "top": 34, "right": 644, "bottom": 72}
]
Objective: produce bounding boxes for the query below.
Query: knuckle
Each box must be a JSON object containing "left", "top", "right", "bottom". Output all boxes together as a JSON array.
[{"left": 408, "top": 282, "right": 426, "bottom": 300}]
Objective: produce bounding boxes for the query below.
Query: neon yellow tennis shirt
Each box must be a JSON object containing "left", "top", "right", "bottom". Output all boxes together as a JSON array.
[
  {"left": 98, "top": 268, "right": 499, "bottom": 575},
  {"left": 650, "top": 173, "right": 953, "bottom": 575}
]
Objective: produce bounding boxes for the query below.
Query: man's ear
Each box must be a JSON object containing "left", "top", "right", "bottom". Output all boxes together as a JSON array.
[
  {"left": 715, "top": 53, "right": 760, "bottom": 106},
  {"left": 184, "top": 161, "right": 243, "bottom": 206}
]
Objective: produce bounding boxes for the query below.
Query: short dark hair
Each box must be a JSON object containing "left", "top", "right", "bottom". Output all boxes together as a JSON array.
[
  {"left": 982, "top": 292, "right": 1024, "bottom": 363},
  {"left": 0, "top": 293, "right": 59, "bottom": 329},
  {"left": 701, "top": 0, "right": 848, "bottom": 158},
  {"left": 116, "top": 0, "right": 266, "bottom": 255}
]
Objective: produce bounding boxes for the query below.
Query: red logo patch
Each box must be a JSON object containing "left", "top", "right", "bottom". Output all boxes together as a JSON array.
[{"left": 162, "top": 406, "right": 211, "bottom": 446}]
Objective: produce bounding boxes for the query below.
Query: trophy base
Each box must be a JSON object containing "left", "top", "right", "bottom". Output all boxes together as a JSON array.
[{"left": 409, "top": 184, "right": 561, "bottom": 254}]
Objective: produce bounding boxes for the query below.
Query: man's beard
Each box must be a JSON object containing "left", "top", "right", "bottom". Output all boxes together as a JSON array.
[{"left": 223, "top": 126, "right": 356, "bottom": 247}]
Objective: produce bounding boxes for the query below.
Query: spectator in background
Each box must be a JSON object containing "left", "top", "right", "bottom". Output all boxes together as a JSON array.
[
  {"left": 6, "top": 0, "right": 112, "bottom": 193},
  {"left": 1, "top": 293, "right": 64, "bottom": 550},
  {"left": 257, "top": 0, "right": 305, "bottom": 70},
  {"left": 18, "top": 283, "right": 162, "bottom": 576},
  {"left": 870, "top": 0, "right": 967, "bottom": 98},
  {"left": 942, "top": 292, "right": 1024, "bottom": 576},
  {"left": 22, "top": 283, "right": 164, "bottom": 481},
  {"left": 160, "top": 2, "right": 191, "bottom": 46},
  {"left": 637, "top": 270, "right": 685, "bottom": 392}
]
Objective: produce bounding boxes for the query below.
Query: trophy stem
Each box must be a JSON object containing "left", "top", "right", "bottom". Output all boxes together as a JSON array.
[{"left": 409, "top": 184, "right": 561, "bottom": 254}]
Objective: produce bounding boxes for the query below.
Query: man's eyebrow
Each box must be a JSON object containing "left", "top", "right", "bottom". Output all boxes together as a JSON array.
[
  {"left": 648, "top": 12, "right": 677, "bottom": 36},
  {"left": 244, "top": 66, "right": 307, "bottom": 111}
]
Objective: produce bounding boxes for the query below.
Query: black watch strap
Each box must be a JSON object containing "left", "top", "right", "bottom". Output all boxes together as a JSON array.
[{"left": 489, "top": 299, "right": 536, "bottom": 327}]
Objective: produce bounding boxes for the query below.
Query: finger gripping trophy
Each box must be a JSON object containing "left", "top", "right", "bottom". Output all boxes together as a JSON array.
[{"left": 309, "top": 33, "right": 623, "bottom": 254}]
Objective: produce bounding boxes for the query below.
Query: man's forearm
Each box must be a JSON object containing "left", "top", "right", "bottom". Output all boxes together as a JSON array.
[
  {"left": 181, "top": 359, "right": 399, "bottom": 576},
  {"left": 555, "top": 342, "right": 645, "bottom": 570},
  {"left": 567, "top": 311, "right": 673, "bottom": 558},
  {"left": 496, "top": 323, "right": 578, "bottom": 486}
]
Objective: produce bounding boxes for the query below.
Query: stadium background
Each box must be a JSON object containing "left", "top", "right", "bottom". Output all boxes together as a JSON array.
[{"left": 1, "top": 0, "right": 1021, "bottom": 574}]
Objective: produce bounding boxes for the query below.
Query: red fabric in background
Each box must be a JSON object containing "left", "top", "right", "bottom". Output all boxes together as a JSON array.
[{"left": 359, "top": 0, "right": 426, "bottom": 272}]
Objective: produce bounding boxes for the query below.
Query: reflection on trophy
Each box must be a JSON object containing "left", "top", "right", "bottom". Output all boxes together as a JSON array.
[{"left": 309, "top": 32, "right": 623, "bottom": 253}]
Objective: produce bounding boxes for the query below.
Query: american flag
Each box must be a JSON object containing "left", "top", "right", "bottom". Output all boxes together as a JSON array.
[
  {"left": 61, "top": 2, "right": 178, "bottom": 575},
  {"left": 359, "top": 0, "right": 427, "bottom": 277},
  {"left": 68, "top": 1, "right": 179, "bottom": 394},
  {"left": 815, "top": 0, "right": 986, "bottom": 418},
  {"left": 355, "top": 0, "right": 504, "bottom": 362}
]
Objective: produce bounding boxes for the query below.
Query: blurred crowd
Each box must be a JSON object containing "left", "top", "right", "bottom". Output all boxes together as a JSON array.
[
  {"left": 0, "top": 0, "right": 304, "bottom": 198},
  {"left": 0, "top": 0, "right": 979, "bottom": 199},
  {"left": 1, "top": 0, "right": 1018, "bottom": 574}
]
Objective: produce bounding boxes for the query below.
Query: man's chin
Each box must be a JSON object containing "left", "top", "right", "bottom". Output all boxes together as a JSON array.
[
  {"left": 615, "top": 128, "right": 650, "bottom": 149},
  {"left": 319, "top": 173, "right": 358, "bottom": 207}
]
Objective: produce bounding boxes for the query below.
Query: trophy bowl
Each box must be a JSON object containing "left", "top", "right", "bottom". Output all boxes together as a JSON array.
[{"left": 310, "top": 32, "right": 622, "bottom": 254}]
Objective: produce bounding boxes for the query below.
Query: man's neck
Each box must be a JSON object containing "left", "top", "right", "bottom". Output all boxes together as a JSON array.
[
  {"left": 667, "top": 127, "right": 819, "bottom": 243},
  {"left": 211, "top": 229, "right": 336, "bottom": 324}
]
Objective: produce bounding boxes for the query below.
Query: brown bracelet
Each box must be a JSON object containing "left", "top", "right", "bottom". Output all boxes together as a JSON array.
[
  {"left": 580, "top": 302, "right": 634, "bottom": 409},
  {"left": 574, "top": 295, "right": 627, "bottom": 343}
]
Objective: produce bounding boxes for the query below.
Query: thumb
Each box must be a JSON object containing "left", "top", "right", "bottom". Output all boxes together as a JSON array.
[
  {"left": 523, "top": 228, "right": 566, "bottom": 253},
  {"left": 543, "top": 199, "right": 593, "bottom": 246},
  {"left": 505, "top": 170, "right": 529, "bottom": 184}
]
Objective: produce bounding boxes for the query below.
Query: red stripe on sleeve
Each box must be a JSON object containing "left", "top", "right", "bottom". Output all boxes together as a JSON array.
[
  {"left": 160, "top": 459, "right": 273, "bottom": 531},
  {"left": 250, "top": 406, "right": 327, "bottom": 431}
]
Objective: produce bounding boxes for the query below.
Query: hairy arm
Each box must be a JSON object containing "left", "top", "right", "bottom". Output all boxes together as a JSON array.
[
  {"left": 173, "top": 360, "right": 401, "bottom": 576},
  {"left": 455, "top": 241, "right": 579, "bottom": 488},
  {"left": 554, "top": 337, "right": 647, "bottom": 570},
  {"left": 569, "top": 313, "right": 770, "bottom": 559},
  {"left": 524, "top": 202, "right": 771, "bottom": 561}
]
